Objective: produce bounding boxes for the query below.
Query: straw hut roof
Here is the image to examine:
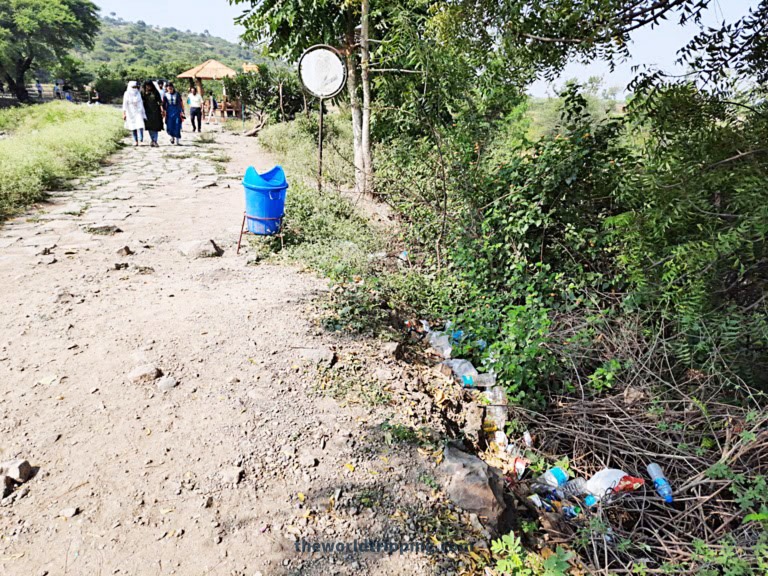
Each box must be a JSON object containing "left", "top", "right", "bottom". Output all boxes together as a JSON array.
[{"left": 177, "top": 59, "right": 238, "bottom": 80}]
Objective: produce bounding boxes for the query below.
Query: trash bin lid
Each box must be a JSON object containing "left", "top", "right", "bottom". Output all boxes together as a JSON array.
[{"left": 243, "top": 166, "right": 287, "bottom": 189}]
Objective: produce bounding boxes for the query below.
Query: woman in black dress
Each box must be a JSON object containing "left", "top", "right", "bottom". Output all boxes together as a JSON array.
[{"left": 141, "top": 81, "right": 164, "bottom": 148}]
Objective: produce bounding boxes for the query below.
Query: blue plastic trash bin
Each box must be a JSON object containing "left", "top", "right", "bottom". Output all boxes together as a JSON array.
[{"left": 243, "top": 165, "right": 289, "bottom": 235}]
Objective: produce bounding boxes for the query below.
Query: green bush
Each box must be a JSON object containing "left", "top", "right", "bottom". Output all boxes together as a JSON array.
[{"left": 0, "top": 102, "right": 125, "bottom": 220}]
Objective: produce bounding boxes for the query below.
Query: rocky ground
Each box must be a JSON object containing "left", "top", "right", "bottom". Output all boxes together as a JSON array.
[{"left": 0, "top": 126, "right": 493, "bottom": 575}]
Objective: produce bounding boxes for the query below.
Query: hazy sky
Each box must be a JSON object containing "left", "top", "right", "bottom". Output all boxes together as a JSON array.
[{"left": 95, "top": 0, "right": 759, "bottom": 97}]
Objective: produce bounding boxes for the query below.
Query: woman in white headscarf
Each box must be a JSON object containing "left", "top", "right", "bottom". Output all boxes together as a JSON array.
[{"left": 122, "top": 81, "right": 147, "bottom": 147}]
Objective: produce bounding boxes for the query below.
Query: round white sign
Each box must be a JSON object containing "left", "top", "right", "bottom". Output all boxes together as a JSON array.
[{"left": 298, "top": 45, "right": 347, "bottom": 99}]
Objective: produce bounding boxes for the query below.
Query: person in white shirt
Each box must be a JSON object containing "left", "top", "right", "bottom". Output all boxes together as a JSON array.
[
  {"left": 122, "top": 81, "right": 147, "bottom": 146},
  {"left": 187, "top": 87, "right": 203, "bottom": 132}
]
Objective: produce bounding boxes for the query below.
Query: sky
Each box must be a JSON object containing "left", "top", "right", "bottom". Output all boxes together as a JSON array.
[{"left": 94, "top": 0, "right": 759, "bottom": 97}]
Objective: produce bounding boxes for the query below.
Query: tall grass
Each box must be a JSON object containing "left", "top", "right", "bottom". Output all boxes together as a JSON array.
[
  {"left": 258, "top": 112, "right": 354, "bottom": 190},
  {"left": 0, "top": 102, "right": 125, "bottom": 220}
]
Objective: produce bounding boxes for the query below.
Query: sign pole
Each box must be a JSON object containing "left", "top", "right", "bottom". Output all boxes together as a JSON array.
[
  {"left": 318, "top": 98, "right": 324, "bottom": 193},
  {"left": 297, "top": 45, "right": 347, "bottom": 195}
]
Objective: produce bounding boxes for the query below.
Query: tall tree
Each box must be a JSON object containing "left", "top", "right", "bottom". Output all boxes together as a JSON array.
[{"left": 0, "top": 0, "right": 100, "bottom": 102}]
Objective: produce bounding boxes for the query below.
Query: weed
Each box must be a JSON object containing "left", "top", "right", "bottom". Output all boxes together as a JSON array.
[
  {"left": 419, "top": 473, "right": 438, "bottom": 489},
  {"left": 195, "top": 132, "right": 217, "bottom": 145}
]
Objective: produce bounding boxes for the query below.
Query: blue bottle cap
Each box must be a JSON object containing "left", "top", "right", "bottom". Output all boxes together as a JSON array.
[{"left": 584, "top": 495, "right": 597, "bottom": 507}]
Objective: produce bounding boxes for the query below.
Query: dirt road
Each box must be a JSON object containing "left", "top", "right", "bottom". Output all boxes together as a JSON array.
[{"left": 0, "top": 128, "right": 473, "bottom": 575}]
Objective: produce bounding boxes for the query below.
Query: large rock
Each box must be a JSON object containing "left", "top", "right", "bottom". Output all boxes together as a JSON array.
[
  {"left": 298, "top": 347, "right": 336, "bottom": 368},
  {"left": 179, "top": 240, "right": 223, "bottom": 259},
  {"left": 437, "top": 444, "right": 506, "bottom": 531},
  {"left": 0, "top": 459, "right": 33, "bottom": 483}
]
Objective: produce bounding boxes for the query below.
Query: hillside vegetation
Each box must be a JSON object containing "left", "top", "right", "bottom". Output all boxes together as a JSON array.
[{"left": 75, "top": 16, "right": 256, "bottom": 75}]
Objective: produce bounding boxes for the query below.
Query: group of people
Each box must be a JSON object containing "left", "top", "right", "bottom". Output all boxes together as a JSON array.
[{"left": 122, "top": 80, "right": 218, "bottom": 147}]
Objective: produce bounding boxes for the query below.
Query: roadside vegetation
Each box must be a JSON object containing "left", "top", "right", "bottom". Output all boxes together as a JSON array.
[
  {"left": 242, "top": 0, "right": 768, "bottom": 572},
  {"left": 0, "top": 102, "right": 124, "bottom": 220}
]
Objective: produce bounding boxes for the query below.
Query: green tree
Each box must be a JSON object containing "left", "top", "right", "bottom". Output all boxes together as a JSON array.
[
  {"left": 230, "top": 0, "right": 371, "bottom": 194},
  {"left": 0, "top": 0, "right": 100, "bottom": 101}
]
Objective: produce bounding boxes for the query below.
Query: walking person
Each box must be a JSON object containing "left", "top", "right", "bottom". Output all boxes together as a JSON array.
[
  {"left": 188, "top": 87, "right": 203, "bottom": 132},
  {"left": 141, "top": 81, "right": 164, "bottom": 147},
  {"left": 163, "top": 83, "right": 185, "bottom": 145},
  {"left": 54, "top": 82, "right": 61, "bottom": 99},
  {"left": 36, "top": 80, "right": 43, "bottom": 99},
  {"left": 206, "top": 93, "right": 219, "bottom": 125},
  {"left": 122, "top": 81, "right": 147, "bottom": 147}
]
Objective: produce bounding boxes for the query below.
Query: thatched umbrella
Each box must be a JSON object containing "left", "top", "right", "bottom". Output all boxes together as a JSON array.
[{"left": 177, "top": 59, "right": 237, "bottom": 97}]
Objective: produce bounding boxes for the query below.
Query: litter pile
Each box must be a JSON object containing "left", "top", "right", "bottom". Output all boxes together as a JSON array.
[
  {"left": 416, "top": 319, "right": 768, "bottom": 573},
  {"left": 508, "top": 383, "right": 768, "bottom": 572}
]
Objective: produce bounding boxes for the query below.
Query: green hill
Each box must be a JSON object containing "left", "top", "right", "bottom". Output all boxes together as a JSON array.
[{"left": 75, "top": 16, "right": 258, "bottom": 78}]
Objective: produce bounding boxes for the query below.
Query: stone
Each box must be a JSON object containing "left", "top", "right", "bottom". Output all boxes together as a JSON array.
[
  {"left": 127, "top": 364, "right": 161, "bottom": 384},
  {"left": 462, "top": 404, "right": 484, "bottom": 445},
  {"left": 156, "top": 376, "right": 178, "bottom": 392},
  {"left": 373, "top": 367, "right": 394, "bottom": 382},
  {"left": 59, "top": 507, "right": 79, "bottom": 518},
  {"left": 298, "top": 452, "right": 319, "bottom": 468},
  {"left": 437, "top": 444, "right": 506, "bottom": 531},
  {"left": 298, "top": 347, "right": 336, "bottom": 368},
  {"left": 381, "top": 341, "right": 403, "bottom": 360},
  {"left": 179, "top": 239, "right": 223, "bottom": 259},
  {"left": 114, "top": 262, "right": 129, "bottom": 270},
  {"left": 219, "top": 466, "right": 243, "bottom": 486},
  {"left": 117, "top": 246, "right": 134, "bottom": 257},
  {"left": 85, "top": 225, "right": 122, "bottom": 236},
  {"left": 0, "top": 459, "right": 33, "bottom": 483}
]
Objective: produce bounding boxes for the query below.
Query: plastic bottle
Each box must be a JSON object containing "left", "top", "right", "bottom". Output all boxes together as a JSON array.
[
  {"left": 556, "top": 477, "right": 587, "bottom": 499},
  {"left": 647, "top": 462, "right": 674, "bottom": 504},
  {"left": 462, "top": 372, "right": 496, "bottom": 388},
  {"left": 428, "top": 332, "right": 452, "bottom": 358},
  {"left": 443, "top": 359, "right": 478, "bottom": 384},
  {"left": 532, "top": 466, "right": 569, "bottom": 494}
]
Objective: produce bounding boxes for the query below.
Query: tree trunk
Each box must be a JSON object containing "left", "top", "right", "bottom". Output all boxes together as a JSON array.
[
  {"left": 4, "top": 56, "right": 33, "bottom": 102},
  {"left": 360, "top": 0, "right": 374, "bottom": 196},
  {"left": 278, "top": 81, "right": 285, "bottom": 122},
  {"left": 345, "top": 15, "right": 364, "bottom": 196}
]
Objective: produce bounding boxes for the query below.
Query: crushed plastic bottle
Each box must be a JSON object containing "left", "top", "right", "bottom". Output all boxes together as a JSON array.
[
  {"left": 532, "top": 466, "right": 569, "bottom": 494},
  {"left": 462, "top": 372, "right": 496, "bottom": 388},
  {"left": 583, "top": 469, "right": 645, "bottom": 506},
  {"left": 556, "top": 477, "right": 587, "bottom": 499},
  {"left": 647, "top": 462, "right": 673, "bottom": 504},
  {"left": 442, "top": 359, "right": 478, "bottom": 384}
]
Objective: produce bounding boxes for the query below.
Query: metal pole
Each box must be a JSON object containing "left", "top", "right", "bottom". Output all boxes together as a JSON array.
[{"left": 317, "top": 98, "right": 324, "bottom": 193}]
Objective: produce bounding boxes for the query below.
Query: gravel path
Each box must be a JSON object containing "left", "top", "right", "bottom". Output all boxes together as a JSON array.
[{"left": 0, "top": 128, "right": 477, "bottom": 576}]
